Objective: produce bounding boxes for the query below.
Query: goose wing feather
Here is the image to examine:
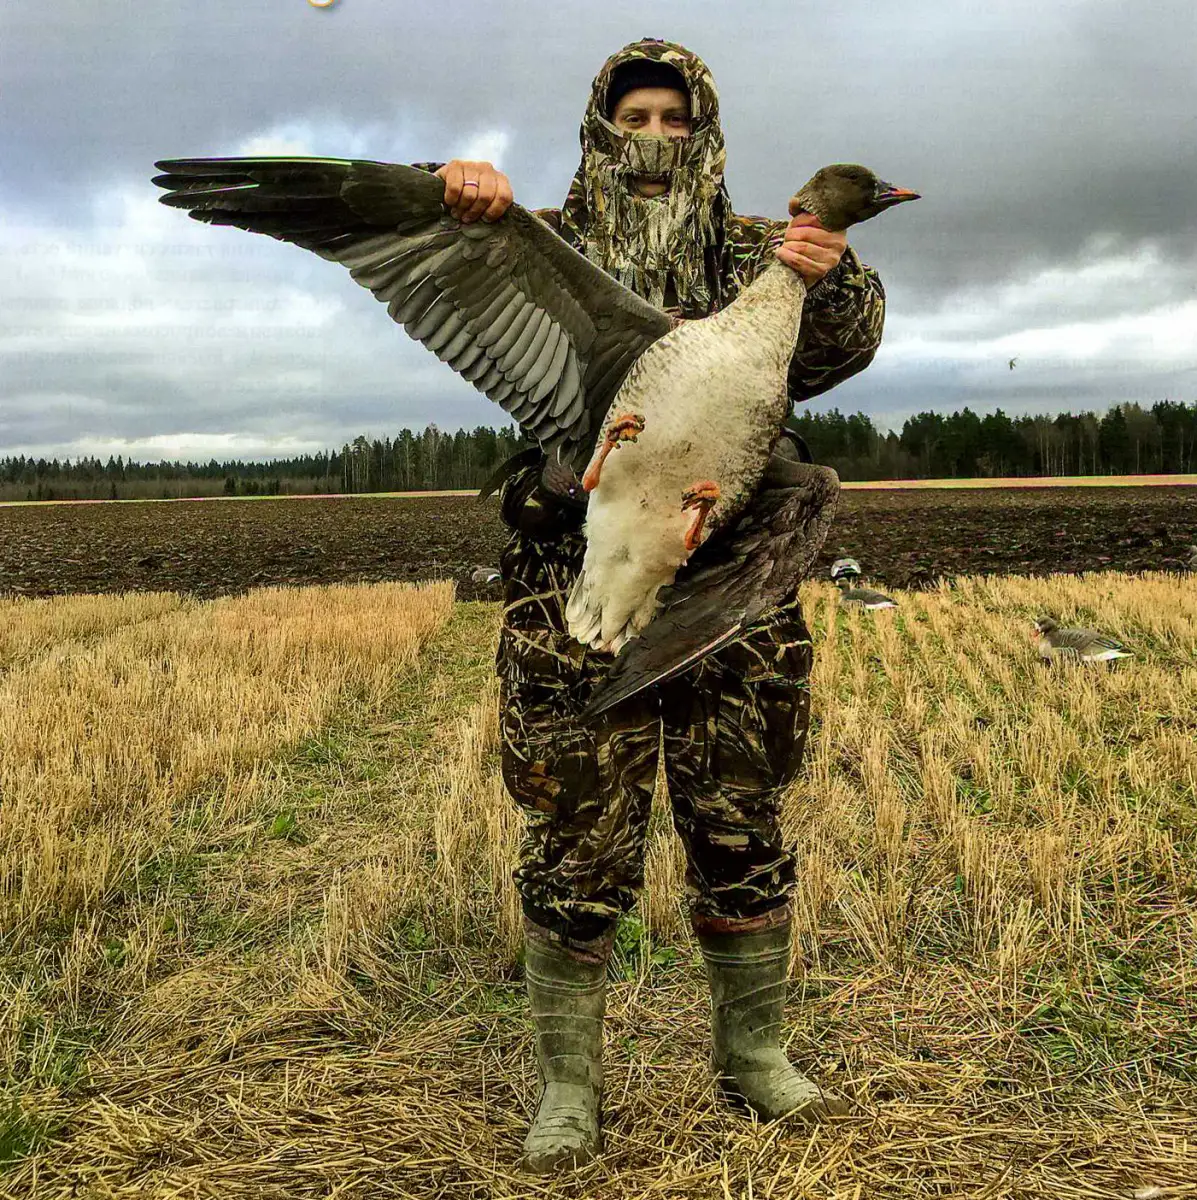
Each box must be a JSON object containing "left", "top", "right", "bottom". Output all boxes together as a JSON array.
[
  {"left": 152, "top": 156, "right": 672, "bottom": 468},
  {"left": 1052, "top": 627, "right": 1127, "bottom": 655},
  {"left": 581, "top": 450, "right": 841, "bottom": 719}
]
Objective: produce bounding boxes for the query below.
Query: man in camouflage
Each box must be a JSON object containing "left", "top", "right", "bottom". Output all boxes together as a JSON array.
[{"left": 434, "top": 38, "right": 886, "bottom": 1173}]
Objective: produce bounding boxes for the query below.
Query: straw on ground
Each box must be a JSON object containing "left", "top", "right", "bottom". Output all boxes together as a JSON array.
[{"left": 1, "top": 573, "right": 1194, "bottom": 1198}]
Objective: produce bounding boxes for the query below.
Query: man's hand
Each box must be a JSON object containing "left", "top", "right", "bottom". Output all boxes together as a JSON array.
[
  {"left": 434, "top": 160, "right": 513, "bottom": 223},
  {"left": 774, "top": 213, "right": 847, "bottom": 288}
]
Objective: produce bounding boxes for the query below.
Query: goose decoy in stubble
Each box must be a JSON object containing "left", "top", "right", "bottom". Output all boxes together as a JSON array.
[
  {"left": 470, "top": 566, "right": 501, "bottom": 585},
  {"left": 837, "top": 577, "right": 898, "bottom": 610},
  {"left": 152, "top": 157, "right": 917, "bottom": 707},
  {"left": 1032, "top": 615, "right": 1133, "bottom": 664}
]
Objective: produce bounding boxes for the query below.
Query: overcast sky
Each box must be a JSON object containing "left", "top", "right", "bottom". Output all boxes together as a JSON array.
[{"left": 2, "top": 0, "right": 1194, "bottom": 464}]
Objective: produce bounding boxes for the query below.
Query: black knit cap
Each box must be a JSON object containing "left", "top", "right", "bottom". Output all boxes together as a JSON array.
[{"left": 604, "top": 58, "right": 690, "bottom": 119}]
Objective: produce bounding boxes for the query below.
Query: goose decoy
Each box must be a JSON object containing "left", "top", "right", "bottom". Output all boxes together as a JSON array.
[
  {"left": 470, "top": 566, "right": 501, "bottom": 585},
  {"left": 152, "top": 157, "right": 916, "bottom": 699},
  {"left": 836, "top": 577, "right": 897, "bottom": 609},
  {"left": 1032, "top": 615, "right": 1133, "bottom": 663},
  {"left": 830, "top": 557, "right": 862, "bottom": 582}
]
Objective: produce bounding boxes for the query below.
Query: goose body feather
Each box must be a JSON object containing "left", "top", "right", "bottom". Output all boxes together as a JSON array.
[
  {"left": 1034, "top": 618, "right": 1133, "bottom": 663},
  {"left": 566, "top": 266, "right": 804, "bottom": 650},
  {"left": 838, "top": 584, "right": 898, "bottom": 610}
]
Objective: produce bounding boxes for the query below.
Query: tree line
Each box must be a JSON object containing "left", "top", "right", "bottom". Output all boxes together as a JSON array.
[
  {"left": 2, "top": 399, "right": 1194, "bottom": 502},
  {"left": 791, "top": 398, "right": 1196, "bottom": 483}
]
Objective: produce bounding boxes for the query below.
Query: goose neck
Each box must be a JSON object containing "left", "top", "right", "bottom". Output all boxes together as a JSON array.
[
  {"left": 716, "top": 261, "right": 808, "bottom": 349},
  {"left": 736, "top": 260, "right": 806, "bottom": 311}
]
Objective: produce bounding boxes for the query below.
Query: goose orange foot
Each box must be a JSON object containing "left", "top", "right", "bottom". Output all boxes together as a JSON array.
[
  {"left": 682, "top": 480, "right": 720, "bottom": 551},
  {"left": 582, "top": 413, "right": 646, "bottom": 493}
]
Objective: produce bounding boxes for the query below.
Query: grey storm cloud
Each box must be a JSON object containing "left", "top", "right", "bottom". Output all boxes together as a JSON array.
[{"left": 1, "top": 0, "right": 1194, "bottom": 462}]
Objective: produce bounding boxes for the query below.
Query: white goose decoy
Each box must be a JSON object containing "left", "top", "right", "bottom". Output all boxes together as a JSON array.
[
  {"left": 1032, "top": 615, "right": 1133, "bottom": 663},
  {"left": 836, "top": 577, "right": 898, "bottom": 609},
  {"left": 470, "top": 565, "right": 502, "bottom": 585},
  {"left": 153, "top": 157, "right": 916, "bottom": 705}
]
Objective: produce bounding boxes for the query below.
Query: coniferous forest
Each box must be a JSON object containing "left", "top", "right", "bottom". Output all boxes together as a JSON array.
[{"left": 2, "top": 399, "right": 1194, "bottom": 502}]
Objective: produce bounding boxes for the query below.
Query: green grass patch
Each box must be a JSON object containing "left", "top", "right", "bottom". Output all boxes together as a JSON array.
[{"left": 0, "top": 1094, "right": 60, "bottom": 1174}]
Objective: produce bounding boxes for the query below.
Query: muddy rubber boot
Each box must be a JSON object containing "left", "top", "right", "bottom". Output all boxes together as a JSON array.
[
  {"left": 519, "top": 917, "right": 613, "bottom": 1174},
  {"left": 692, "top": 906, "right": 849, "bottom": 1123}
]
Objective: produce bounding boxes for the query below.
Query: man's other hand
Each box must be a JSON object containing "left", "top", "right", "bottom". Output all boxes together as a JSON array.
[
  {"left": 435, "top": 160, "right": 514, "bottom": 223},
  {"left": 774, "top": 213, "right": 847, "bottom": 288}
]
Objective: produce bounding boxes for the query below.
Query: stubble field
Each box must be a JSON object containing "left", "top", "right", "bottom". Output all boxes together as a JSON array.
[{"left": 1, "top": 549, "right": 1195, "bottom": 1196}]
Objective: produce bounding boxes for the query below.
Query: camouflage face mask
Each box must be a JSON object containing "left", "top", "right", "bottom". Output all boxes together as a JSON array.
[
  {"left": 616, "top": 132, "right": 688, "bottom": 176},
  {"left": 592, "top": 120, "right": 696, "bottom": 176},
  {"left": 557, "top": 38, "right": 733, "bottom": 317}
]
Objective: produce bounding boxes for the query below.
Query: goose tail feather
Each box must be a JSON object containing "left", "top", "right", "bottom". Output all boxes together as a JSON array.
[
  {"left": 565, "top": 569, "right": 603, "bottom": 647},
  {"left": 566, "top": 569, "right": 663, "bottom": 654}
]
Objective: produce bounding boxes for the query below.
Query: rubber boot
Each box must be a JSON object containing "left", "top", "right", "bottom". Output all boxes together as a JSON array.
[
  {"left": 519, "top": 916, "right": 614, "bottom": 1173},
  {"left": 692, "top": 905, "right": 849, "bottom": 1123}
]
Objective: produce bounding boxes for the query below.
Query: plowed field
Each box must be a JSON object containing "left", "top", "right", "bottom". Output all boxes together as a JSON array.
[{"left": 2, "top": 486, "right": 1195, "bottom": 602}]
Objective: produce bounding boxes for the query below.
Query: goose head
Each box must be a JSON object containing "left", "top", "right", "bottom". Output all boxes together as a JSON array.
[
  {"left": 788, "top": 165, "right": 919, "bottom": 232},
  {"left": 1032, "top": 614, "right": 1058, "bottom": 642},
  {"left": 830, "top": 556, "right": 862, "bottom": 582}
]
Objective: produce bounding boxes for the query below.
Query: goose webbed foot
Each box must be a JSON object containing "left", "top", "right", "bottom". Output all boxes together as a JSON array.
[
  {"left": 682, "top": 480, "right": 720, "bottom": 551},
  {"left": 582, "top": 412, "right": 646, "bottom": 493}
]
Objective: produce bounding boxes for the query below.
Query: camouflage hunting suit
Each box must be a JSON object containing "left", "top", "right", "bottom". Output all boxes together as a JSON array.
[{"left": 495, "top": 39, "right": 887, "bottom": 946}]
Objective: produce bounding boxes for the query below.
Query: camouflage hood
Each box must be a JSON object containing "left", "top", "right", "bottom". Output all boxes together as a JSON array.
[{"left": 559, "top": 38, "right": 732, "bottom": 317}]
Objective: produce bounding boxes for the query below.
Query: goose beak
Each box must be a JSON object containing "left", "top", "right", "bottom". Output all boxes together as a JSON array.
[{"left": 873, "top": 181, "right": 920, "bottom": 208}]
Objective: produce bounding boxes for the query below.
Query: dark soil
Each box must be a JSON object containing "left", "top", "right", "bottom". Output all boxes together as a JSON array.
[{"left": 1, "top": 487, "right": 1195, "bottom": 603}]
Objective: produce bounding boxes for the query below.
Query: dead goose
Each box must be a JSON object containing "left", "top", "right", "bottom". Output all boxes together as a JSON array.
[
  {"left": 563, "top": 169, "right": 916, "bottom": 653},
  {"left": 837, "top": 577, "right": 898, "bottom": 609},
  {"left": 1032, "top": 615, "right": 1133, "bottom": 663},
  {"left": 153, "top": 157, "right": 916, "bottom": 671}
]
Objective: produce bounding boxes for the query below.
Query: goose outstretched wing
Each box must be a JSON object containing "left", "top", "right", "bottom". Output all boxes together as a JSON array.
[
  {"left": 582, "top": 450, "right": 841, "bottom": 719},
  {"left": 152, "top": 157, "right": 673, "bottom": 469}
]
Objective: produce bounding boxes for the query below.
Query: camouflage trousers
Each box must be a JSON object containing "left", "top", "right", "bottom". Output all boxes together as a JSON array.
[{"left": 497, "top": 520, "right": 813, "bottom": 946}]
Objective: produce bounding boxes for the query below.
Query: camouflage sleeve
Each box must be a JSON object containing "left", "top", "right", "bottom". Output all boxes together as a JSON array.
[
  {"left": 787, "top": 246, "right": 885, "bottom": 401},
  {"left": 731, "top": 216, "right": 887, "bottom": 405}
]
